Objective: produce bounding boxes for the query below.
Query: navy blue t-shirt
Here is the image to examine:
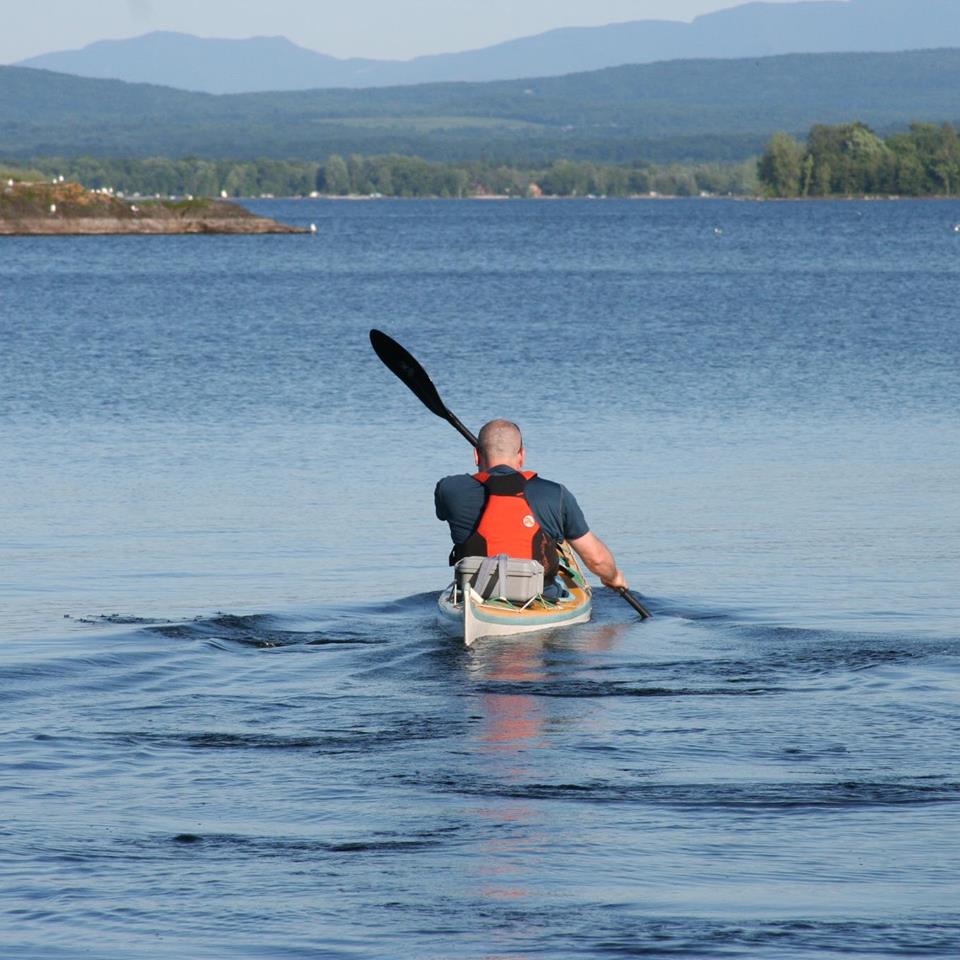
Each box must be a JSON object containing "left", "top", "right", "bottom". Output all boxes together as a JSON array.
[{"left": 434, "top": 465, "right": 589, "bottom": 547}]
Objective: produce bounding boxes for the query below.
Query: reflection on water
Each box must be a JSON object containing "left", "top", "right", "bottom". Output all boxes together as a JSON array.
[
  {"left": 472, "top": 637, "right": 550, "bottom": 909},
  {"left": 468, "top": 625, "right": 633, "bottom": 911}
]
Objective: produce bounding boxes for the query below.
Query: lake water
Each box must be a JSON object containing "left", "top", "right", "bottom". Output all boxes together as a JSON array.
[{"left": 1, "top": 198, "right": 959, "bottom": 958}]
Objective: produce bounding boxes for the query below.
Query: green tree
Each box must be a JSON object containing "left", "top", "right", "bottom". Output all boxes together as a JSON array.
[
  {"left": 757, "top": 132, "right": 805, "bottom": 197},
  {"left": 319, "top": 154, "right": 350, "bottom": 194},
  {"left": 626, "top": 168, "right": 653, "bottom": 194},
  {"left": 186, "top": 159, "right": 219, "bottom": 197},
  {"left": 804, "top": 122, "right": 890, "bottom": 195},
  {"left": 912, "top": 122, "right": 960, "bottom": 194},
  {"left": 365, "top": 156, "right": 394, "bottom": 195},
  {"left": 811, "top": 160, "right": 832, "bottom": 196},
  {"left": 346, "top": 154, "right": 367, "bottom": 194},
  {"left": 538, "top": 160, "right": 584, "bottom": 195}
]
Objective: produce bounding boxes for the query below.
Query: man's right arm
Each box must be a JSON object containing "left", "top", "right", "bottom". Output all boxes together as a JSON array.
[
  {"left": 436, "top": 474, "right": 486, "bottom": 544},
  {"left": 568, "top": 531, "right": 628, "bottom": 590}
]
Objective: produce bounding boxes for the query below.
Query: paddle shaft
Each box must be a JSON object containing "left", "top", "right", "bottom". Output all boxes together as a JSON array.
[
  {"left": 618, "top": 586, "right": 652, "bottom": 620},
  {"left": 444, "top": 411, "right": 479, "bottom": 449},
  {"left": 369, "top": 329, "right": 651, "bottom": 619}
]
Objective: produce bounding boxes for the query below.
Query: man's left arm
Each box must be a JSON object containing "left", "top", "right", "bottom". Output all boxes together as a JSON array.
[
  {"left": 568, "top": 531, "right": 628, "bottom": 590},
  {"left": 561, "top": 486, "right": 627, "bottom": 590}
]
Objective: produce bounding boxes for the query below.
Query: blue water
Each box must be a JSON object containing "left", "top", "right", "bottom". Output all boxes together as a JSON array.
[{"left": 1, "top": 198, "right": 959, "bottom": 958}]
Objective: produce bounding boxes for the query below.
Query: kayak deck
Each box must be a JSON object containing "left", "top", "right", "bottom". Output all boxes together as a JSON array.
[{"left": 437, "top": 542, "right": 592, "bottom": 646}]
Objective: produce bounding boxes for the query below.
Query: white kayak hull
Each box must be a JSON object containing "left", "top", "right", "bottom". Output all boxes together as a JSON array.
[{"left": 437, "top": 544, "right": 592, "bottom": 646}]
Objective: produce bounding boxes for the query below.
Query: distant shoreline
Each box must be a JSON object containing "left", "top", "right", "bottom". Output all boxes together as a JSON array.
[
  {"left": 5, "top": 181, "right": 958, "bottom": 233},
  {"left": 258, "top": 193, "right": 957, "bottom": 202}
]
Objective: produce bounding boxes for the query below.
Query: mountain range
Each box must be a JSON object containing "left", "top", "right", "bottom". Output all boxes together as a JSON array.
[
  {"left": 14, "top": 0, "right": 960, "bottom": 93},
  {"left": 3, "top": 48, "right": 960, "bottom": 166}
]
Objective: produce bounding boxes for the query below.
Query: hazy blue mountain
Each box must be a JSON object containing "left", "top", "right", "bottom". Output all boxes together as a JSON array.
[
  {"left": 14, "top": 33, "right": 382, "bottom": 94},
  {"left": 3, "top": 49, "right": 960, "bottom": 166},
  {"left": 14, "top": 0, "right": 960, "bottom": 93}
]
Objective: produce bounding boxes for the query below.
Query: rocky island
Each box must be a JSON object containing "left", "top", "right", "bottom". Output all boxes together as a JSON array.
[{"left": 0, "top": 180, "right": 307, "bottom": 235}]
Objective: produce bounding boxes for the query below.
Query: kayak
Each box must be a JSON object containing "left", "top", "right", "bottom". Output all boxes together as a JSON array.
[{"left": 437, "top": 541, "right": 592, "bottom": 646}]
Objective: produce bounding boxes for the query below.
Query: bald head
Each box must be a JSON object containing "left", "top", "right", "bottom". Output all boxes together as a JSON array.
[{"left": 477, "top": 419, "right": 524, "bottom": 470}]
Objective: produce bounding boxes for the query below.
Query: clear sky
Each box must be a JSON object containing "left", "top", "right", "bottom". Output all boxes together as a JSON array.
[{"left": 3, "top": 0, "right": 808, "bottom": 64}]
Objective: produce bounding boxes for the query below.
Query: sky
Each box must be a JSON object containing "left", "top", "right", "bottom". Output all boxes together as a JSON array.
[{"left": 2, "top": 0, "right": 808, "bottom": 64}]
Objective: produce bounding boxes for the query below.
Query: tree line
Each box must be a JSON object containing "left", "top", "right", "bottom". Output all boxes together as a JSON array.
[
  {"left": 17, "top": 154, "right": 758, "bottom": 199},
  {"left": 13, "top": 124, "right": 960, "bottom": 201},
  {"left": 758, "top": 122, "right": 960, "bottom": 197}
]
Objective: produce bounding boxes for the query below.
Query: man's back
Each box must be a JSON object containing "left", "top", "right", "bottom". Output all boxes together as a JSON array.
[{"left": 435, "top": 465, "right": 589, "bottom": 547}]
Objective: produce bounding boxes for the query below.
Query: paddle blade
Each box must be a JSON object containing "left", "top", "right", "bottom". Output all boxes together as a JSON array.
[
  {"left": 369, "top": 329, "right": 449, "bottom": 420},
  {"left": 370, "top": 329, "right": 479, "bottom": 448}
]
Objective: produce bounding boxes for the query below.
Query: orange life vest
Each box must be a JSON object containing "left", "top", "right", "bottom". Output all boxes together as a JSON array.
[{"left": 452, "top": 470, "right": 559, "bottom": 577}]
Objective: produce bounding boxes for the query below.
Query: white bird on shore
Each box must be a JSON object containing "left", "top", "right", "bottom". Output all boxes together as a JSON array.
[
  {"left": 49, "top": 203, "right": 57, "bottom": 214},
  {"left": 310, "top": 223, "right": 318, "bottom": 234}
]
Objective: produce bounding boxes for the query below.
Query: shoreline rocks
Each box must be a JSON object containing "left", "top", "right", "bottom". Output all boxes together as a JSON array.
[{"left": 0, "top": 217, "right": 305, "bottom": 235}]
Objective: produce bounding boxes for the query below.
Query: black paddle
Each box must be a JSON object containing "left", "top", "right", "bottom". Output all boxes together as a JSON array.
[
  {"left": 369, "top": 329, "right": 478, "bottom": 448},
  {"left": 369, "top": 328, "right": 652, "bottom": 620},
  {"left": 616, "top": 586, "right": 652, "bottom": 619}
]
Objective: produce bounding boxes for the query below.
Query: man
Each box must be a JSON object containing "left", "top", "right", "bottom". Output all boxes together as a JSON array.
[{"left": 434, "top": 419, "right": 628, "bottom": 592}]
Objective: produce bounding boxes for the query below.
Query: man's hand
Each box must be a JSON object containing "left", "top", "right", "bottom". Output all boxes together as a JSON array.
[{"left": 602, "top": 569, "right": 628, "bottom": 591}]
